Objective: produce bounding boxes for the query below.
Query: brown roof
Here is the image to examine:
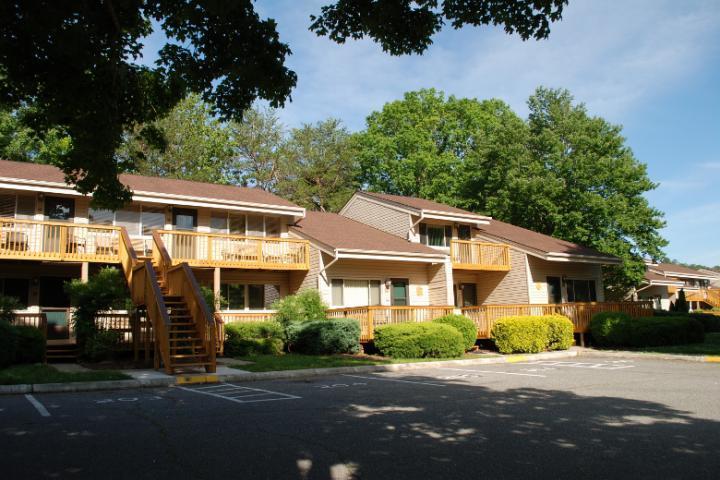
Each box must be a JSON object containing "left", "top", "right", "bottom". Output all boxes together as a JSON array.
[
  {"left": 0, "top": 159, "right": 301, "bottom": 210},
  {"left": 478, "top": 219, "right": 616, "bottom": 260},
  {"left": 360, "top": 191, "right": 480, "bottom": 216},
  {"left": 644, "top": 270, "right": 684, "bottom": 284},
  {"left": 292, "top": 212, "right": 443, "bottom": 256},
  {"left": 650, "top": 263, "right": 709, "bottom": 277}
]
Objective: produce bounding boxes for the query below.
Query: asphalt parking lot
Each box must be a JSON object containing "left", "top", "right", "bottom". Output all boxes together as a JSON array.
[{"left": 3, "top": 356, "right": 720, "bottom": 479}]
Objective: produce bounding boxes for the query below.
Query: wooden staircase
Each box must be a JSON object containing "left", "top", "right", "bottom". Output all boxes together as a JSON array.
[
  {"left": 46, "top": 343, "right": 79, "bottom": 363},
  {"left": 153, "top": 266, "right": 214, "bottom": 372}
]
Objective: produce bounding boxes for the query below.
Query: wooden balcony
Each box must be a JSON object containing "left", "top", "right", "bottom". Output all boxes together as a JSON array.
[
  {"left": 461, "top": 301, "right": 654, "bottom": 337},
  {"left": 157, "top": 230, "right": 310, "bottom": 270},
  {"left": 0, "top": 218, "right": 121, "bottom": 263},
  {"left": 450, "top": 240, "right": 510, "bottom": 271}
]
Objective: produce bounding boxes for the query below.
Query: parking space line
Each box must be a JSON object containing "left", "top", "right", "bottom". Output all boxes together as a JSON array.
[
  {"left": 438, "top": 367, "right": 547, "bottom": 378},
  {"left": 176, "top": 383, "right": 301, "bottom": 404},
  {"left": 341, "top": 374, "right": 446, "bottom": 387},
  {"left": 24, "top": 394, "right": 51, "bottom": 417}
]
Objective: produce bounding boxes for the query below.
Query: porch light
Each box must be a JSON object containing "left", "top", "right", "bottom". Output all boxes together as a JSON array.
[{"left": 384, "top": 279, "right": 392, "bottom": 289}]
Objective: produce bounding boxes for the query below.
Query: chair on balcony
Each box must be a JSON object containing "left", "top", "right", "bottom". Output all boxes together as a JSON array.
[
  {"left": 94, "top": 235, "right": 118, "bottom": 256},
  {"left": 222, "top": 241, "right": 259, "bottom": 264}
]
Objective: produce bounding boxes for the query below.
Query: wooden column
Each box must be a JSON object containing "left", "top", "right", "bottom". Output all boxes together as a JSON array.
[
  {"left": 81, "top": 262, "right": 89, "bottom": 282},
  {"left": 213, "top": 267, "right": 221, "bottom": 310}
]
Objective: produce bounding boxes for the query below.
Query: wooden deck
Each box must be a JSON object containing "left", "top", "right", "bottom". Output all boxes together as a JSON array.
[
  {"left": 450, "top": 240, "right": 511, "bottom": 271},
  {"left": 0, "top": 218, "right": 121, "bottom": 263},
  {"left": 158, "top": 230, "right": 310, "bottom": 270}
]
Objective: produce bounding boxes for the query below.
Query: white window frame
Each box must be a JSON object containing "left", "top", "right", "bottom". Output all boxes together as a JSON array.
[
  {"left": 219, "top": 283, "right": 281, "bottom": 312},
  {"left": 330, "top": 279, "right": 383, "bottom": 308}
]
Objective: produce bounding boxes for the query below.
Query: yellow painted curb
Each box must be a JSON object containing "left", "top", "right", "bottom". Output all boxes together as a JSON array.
[
  {"left": 506, "top": 356, "right": 528, "bottom": 363},
  {"left": 705, "top": 356, "right": 720, "bottom": 363},
  {"left": 175, "top": 375, "right": 219, "bottom": 385}
]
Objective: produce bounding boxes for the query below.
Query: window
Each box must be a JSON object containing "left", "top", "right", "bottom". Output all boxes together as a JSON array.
[
  {"left": 141, "top": 207, "right": 165, "bottom": 236},
  {"left": 331, "top": 279, "right": 382, "bottom": 307},
  {"left": 173, "top": 208, "right": 196, "bottom": 231},
  {"left": 547, "top": 276, "right": 562, "bottom": 304},
  {"left": 0, "top": 194, "right": 14, "bottom": 218},
  {"left": 419, "top": 223, "right": 451, "bottom": 247},
  {"left": 566, "top": 279, "right": 597, "bottom": 303},
  {"left": 220, "top": 283, "right": 280, "bottom": 310},
  {"left": 89, "top": 208, "right": 114, "bottom": 225},
  {"left": 44, "top": 196, "right": 74, "bottom": 221},
  {"left": 115, "top": 208, "right": 141, "bottom": 235},
  {"left": 265, "top": 216, "right": 281, "bottom": 237},
  {"left": 0, "top": 278, "right": 30, "bottom": 308},
  {"left": 461, "top": 283, "right": 477, "bottom": 307},
  {"left": 0, "top": 194, "right": 35, "bottom": 219},
  {"left": 458, "top": 225, "right": 472, "bottom": 240},
  {"left": 210, "top": 212, "right": 228, "bottom": 233},
  {"left": 229, "top": 214, "right": 245, "bottom": 235},
  {"left": 247, "top": 215, "right": 264, "bottom": 237},
  {"left": 391, "top": 279, "right": 409, "bottom": 306}
]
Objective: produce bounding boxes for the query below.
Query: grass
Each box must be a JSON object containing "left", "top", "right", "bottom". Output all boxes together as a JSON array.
[
  {"left": 0, "top": 364, "right": 131, "bottom": 385},
  {"left": 228, "top": 353, "right": 483, "bottom": 372},
  {"left": 636, "top": 333, "right": 720, "bottom": 356}
]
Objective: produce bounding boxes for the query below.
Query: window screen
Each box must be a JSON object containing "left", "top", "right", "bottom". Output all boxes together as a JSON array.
[
  {"left": 229, "top": 214, "right": 245, "bottom": 235},
  {"left": 15, "top": 195, "right": 35, "bottom": 218},
  {"left": 331, "top": 279, "right": 343, "bottom": 307},
  {"left": 0, "top": 194, "right": 14, "bottom": 218},
  {"left": 141, "top": 207, "right": 165, "bottom": 236},
  {"left": 89, "top": 208, "right": 114, "bottom": 225},
  {"left": 247, "top": 215, "right": 264, "bottom": 237},
  {"left": 116, "top": 208, "right": 141, "bottom": 235},
  {"left": 221, "top": 283, "right": 245, "bottom": 310},
  {"left": 264, "top": 285, "right": 281, "bottom": 308},
  {"left": 248, "top": 284, "right": 265, "bottom": 309},
  {"left": 369, "top": 280, "right": 381, "bottom": 306},
  {"left": 210, "top": 213, "right": 228, "bottom": 233},
  {"left": 265, "top": 217, "right": 281, "bottom": 237}
]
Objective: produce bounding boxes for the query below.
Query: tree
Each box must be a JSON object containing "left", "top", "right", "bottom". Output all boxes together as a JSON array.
[
  {"left": 0, "top": 1, "right": 569, "bottom": 208},
  {"left": 355, "top": 87, "right": 667, "bottom": 294},
  {"left": 226, "top": 107, "right": 285, "bottom": 191},
  {"left": 675, "top": 289, "right": 689, "bottom": 313},
  {"left": 277, "top": 119, "right": 359, "bottom": 212},
  {"left": 119, "top": 94, "right": 233, "bottom": 183},
  {"left": 0, "top": 107, "right": 71, "bottom": 164}
]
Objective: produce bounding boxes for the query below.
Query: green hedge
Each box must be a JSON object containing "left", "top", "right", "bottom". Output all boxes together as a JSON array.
[
  {"left": 591, "top": 313, "right": 705, "bottom": 347},
  {"left": 374, "top": 323, "right": 465, "bottom": 358},
  {"left": 0, "top": 321, "right": 46, "bottom": 367},
  {"left": 225, "top": 321, "right": 284, "bottom": 357},
  {"left": 689, "top": 312, "right": 720, "bottom": 333},
  {"left": 432, "top": 314, "right": 477, "bottom": 351},
  {"left": 491, "top": 315, "right": 574, "bottom": 353},
  {"left": 288, "top": 318, "right": 361, "bottom": 355}
]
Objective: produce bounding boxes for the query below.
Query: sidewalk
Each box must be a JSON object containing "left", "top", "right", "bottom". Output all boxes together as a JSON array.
[{"left": 0, "top": 349, "right": 578, "bottom": 395}]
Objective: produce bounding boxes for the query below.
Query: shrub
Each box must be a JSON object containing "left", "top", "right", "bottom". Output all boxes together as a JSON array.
[
  {"left": 224, "top": 321, "right": 284, "bottom": 357},
  {"left": 432, "top": 314, "right": 477, "bottom": 351},
  {"left": 591, "top": 313, "right": 705, "bottom": 348},
  {"left": 375, "top": 323, "right": 465, "bottom": 358},
  {"left": 491, "top": 317, "right": 551, "bottom": 354},
  {"left": 289, "top": 319, "right": 361, "bottom": 355},
  {"left": 689, "top": 312, "right": 720, "bottom": 333},
  {"left": 272, "top": 290, "right": 327, "bottom": 340},
  {"left": 590, "top": 312, "right": 633, "bottom": 347},
  {"left": 0, "top": 295, "right": 22, "bottom": 323},
  {"left": 200, "top": 286, "right": 223, "bottom": 315},
  {"left": 0, "top": 321, "right": 18, "bottom": 368},
  {"left": 13, "top": 325, "right": 45, "bottom": 363},
  {"left": 82, "top": 330, "right": 121, "bottom": 362},
  {"left": 545, "top": 315, "right": 575, "bottom": 350}
]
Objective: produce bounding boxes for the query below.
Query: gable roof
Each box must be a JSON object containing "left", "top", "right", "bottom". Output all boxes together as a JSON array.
[
  {"left": 648, "top": 262, "right": 716, "bottom": 280},
  {"left": 359, "top": 191, "right": 474, "bottom": 216},
  {"left": 291, "top": 211, "right": 445, "bottom": 259},
  {"left": 643, "top": 270, "right": 684, "bottom": 286},
  {"left": 0, "top": 159, "right": 302, "bottom": 213},
  {"left": 477, "top": 219, "right": 619, "bottom": 264}
]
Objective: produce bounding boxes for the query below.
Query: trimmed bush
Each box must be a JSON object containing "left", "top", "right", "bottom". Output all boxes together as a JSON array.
[
  {"left": 0, "top": 321, "right": 18, "bottom": 368},
  {"left": 591, "top": 313, "right": 705, "bottom": 347},
  {"left": 491, "top": 317, "right": 551, "bottom": 354},
  {"left": 374, "top": 323, "right": 465, "bottom": 358},
  {"left": 590, "top": 311, "right": 633, "bottom": 347},
  {"left": 689, "top": 312, "right": 720, "bottom": 333},
  {"left": 432, "top": 314, "right": 477, "bottom": 351},
  {"left": 82, "top": 330, "right": 121, "bottom": 362},
  {"left": 289, "top": 318, "right": 361, "bottom": 355},
  {"left": 13, "top": 326, "right": 45, "bottom": 364},
  {"left": 545, "top": 315, "right": 575, "bottom": 351},
  {"left": 225, "top": 321, "right": 284, "bottom": 357}
]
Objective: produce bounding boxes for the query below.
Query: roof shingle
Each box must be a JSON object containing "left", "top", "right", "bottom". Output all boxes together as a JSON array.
[{"left": 360, "top": 191, "right": 479, "bottom": 216}]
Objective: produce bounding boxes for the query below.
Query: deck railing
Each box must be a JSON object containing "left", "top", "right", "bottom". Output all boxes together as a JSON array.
[
  {"left": 12, "top": 312, "right": 48, "bottom": 338},
  {"left": 0, "top": 218, "right": 121, "bottom": 263},
  {"left": 461, "top": 301, "right": 654, "bottom": 337},
  {"left": 450, "top": 240, "right": 510, "bottom": 271},
  {"left": 326, "top": 306, "right": 455, "bottom": 342},
  {"left": 157, "top": 230, "right": 310, "bottom": 270}
]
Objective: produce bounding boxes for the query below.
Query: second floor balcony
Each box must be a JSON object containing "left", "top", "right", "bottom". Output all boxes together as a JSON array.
[
  {"left": 450, "top": 240, "right": 511, "bottom": 271},
  {"left": 158, "top": 230, "right": 310, "bottom": 270}
]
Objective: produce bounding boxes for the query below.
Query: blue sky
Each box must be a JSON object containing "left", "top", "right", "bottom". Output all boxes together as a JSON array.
[{"left": 142, "top": 0, "right": 720, "bottom": 265}]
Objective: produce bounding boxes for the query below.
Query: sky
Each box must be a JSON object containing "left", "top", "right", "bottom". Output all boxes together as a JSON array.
[{"left": 141, "top": 0, "right": 720, "bottom": 265}]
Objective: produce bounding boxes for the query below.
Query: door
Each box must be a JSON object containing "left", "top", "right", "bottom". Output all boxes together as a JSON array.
[
  {"left": 39, "top": 277, "right": 72, "bottom": 340},
  {"left": 43, "top": 196, "right": 75, "bottom": 254},
  {"left": 391, "top": 279, "right": 409, "bottom": 306},
  {"left": 458, "top": 225, "right": 472, "bottom": 241},
  {"left": 461, "top": 283, "right": 478, "bottom": 307},
  {"left": 172, "top": 208, "right": 197, "bottom": 259},
  {"left": 547, "top": 276, "right": 562, "bottom": 304}
]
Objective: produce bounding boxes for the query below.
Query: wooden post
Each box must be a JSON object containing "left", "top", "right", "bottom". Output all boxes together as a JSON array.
[
  {"left": 213, "top": 267, "right": 221, "bottom": 311},
  {"left": 80, "top": 262, "right": 89, "bottom": 282}
]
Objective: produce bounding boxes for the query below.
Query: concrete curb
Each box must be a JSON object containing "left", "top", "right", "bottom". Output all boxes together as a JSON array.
[
  {"left": 0, "top": 350, "right": 578, "bottom": 395},
  {"left": 577, "top": 348, "right": 720, "bottom": 363}
]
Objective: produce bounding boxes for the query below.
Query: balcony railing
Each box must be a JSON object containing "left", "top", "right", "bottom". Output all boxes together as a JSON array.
[
  {"left": 450, "top": 240, "right": 510, "bottom": 271},
  {"left": 326, "top": 305, "right": 455, "bottom": 342},
  {"left": 157, "top": 230, "right": 310, "bottom": 270},
  {"left": 0, "top": 218, "right": 121, "bottom": 263},
  {"left": 461, "top": 301, "right": 654, "bottom": 337}
]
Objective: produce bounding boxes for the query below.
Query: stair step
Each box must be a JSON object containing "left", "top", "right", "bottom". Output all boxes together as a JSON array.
[
  {"left": 170, "top": 362, "right": 212, "bottom": 368},
  {"left": 171, "top": 354, "right": 207, "bottom": 359},
  {"left": 169, "top": 337, "right": 201, "bottom": 342}
]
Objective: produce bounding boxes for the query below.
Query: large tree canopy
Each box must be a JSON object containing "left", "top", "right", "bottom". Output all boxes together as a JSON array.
[
  {"left": 355, "top": 88, "right": 667, "bottom": 294},
  {"left": 0, "top": 1, "right": 568, "bottom": 208}
]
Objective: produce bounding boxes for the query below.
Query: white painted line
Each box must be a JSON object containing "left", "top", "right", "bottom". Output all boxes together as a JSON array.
[
  {"left": 176, "top": 383, "right": 301, "bottom": 404},
  {"left": 438, "top": 367, "right": 546, "bottom": 378},
  {"left": 25, "top": 394, "right": 51, "bottom": 417},
  {"left": 341, "top": 374, "right": 446, "bottom": 387}
]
